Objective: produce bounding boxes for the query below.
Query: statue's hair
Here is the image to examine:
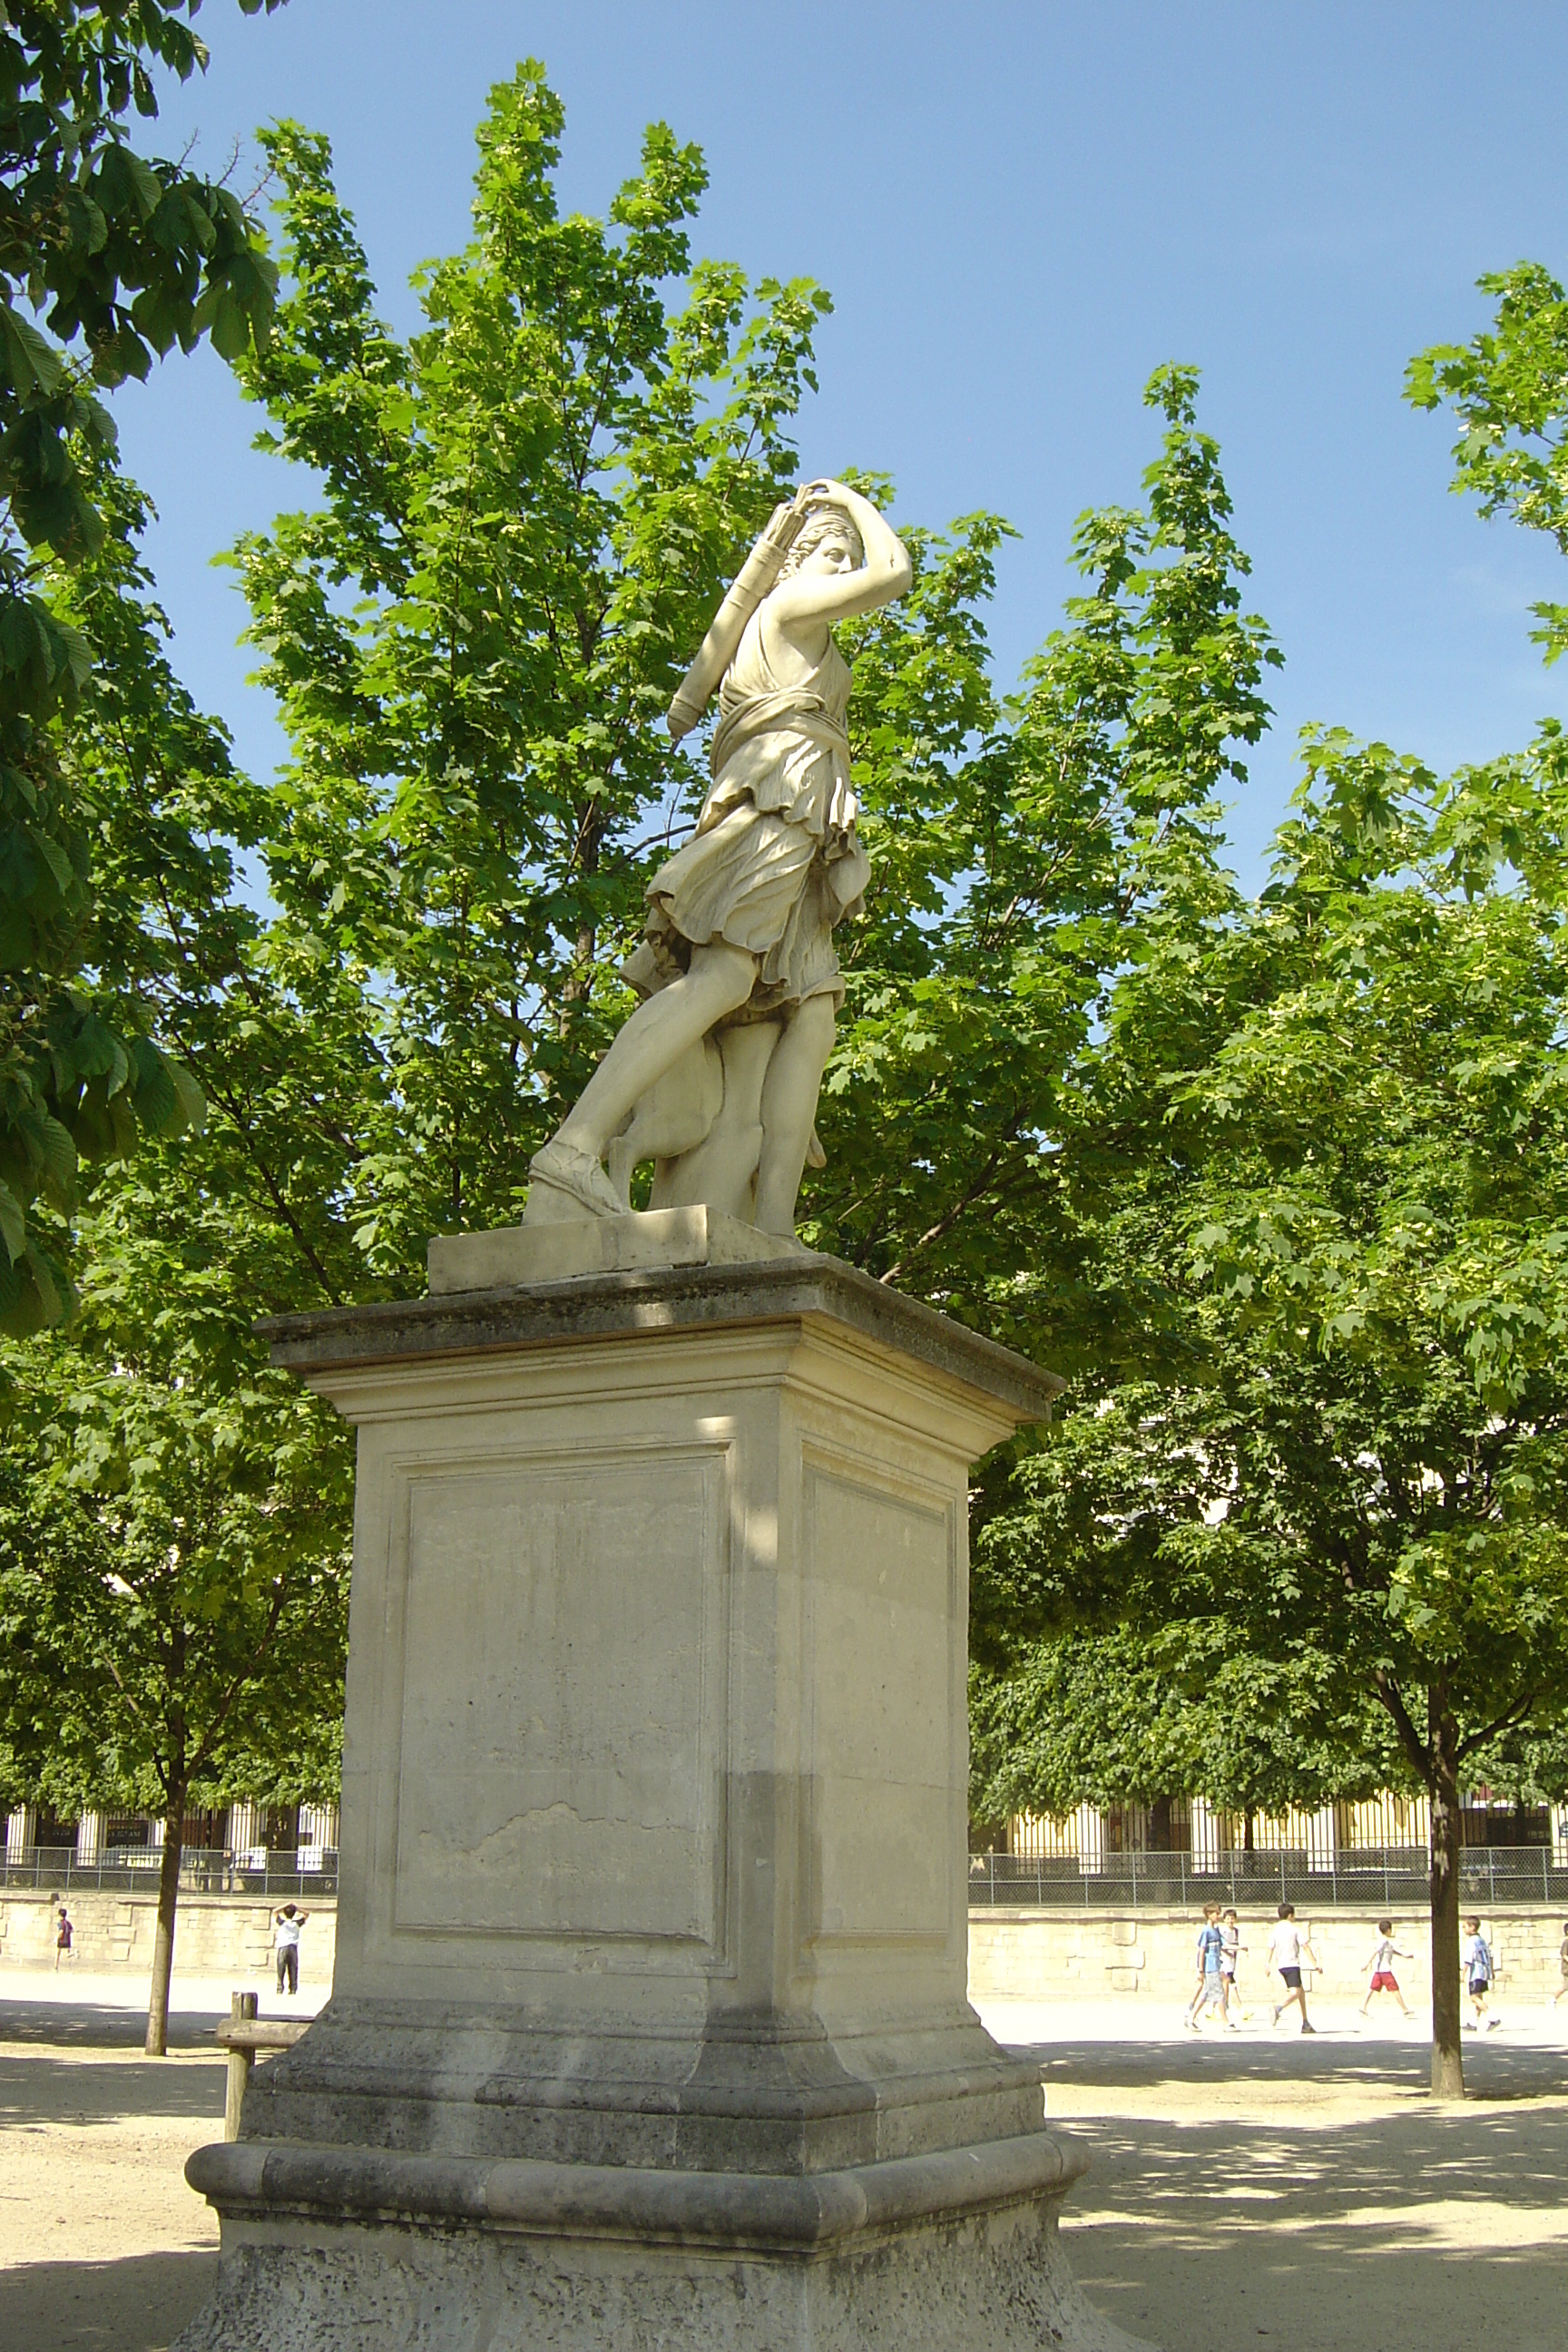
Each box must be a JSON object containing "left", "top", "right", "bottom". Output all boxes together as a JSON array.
[{"left": 777, "top": 502, "right": 864, "bottom": 583}]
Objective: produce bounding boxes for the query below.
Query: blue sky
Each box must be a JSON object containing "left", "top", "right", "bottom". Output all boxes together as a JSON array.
[{"left": 114, "top": 0, "right": 1568, "bottom": 882}]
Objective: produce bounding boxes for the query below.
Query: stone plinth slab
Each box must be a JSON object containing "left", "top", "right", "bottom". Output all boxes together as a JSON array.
[
  {"left": 177, "top": 1243, "right": 1145, "bottom": 2348},
  {"left": 427, "top": 1203, "right": 807, "bottom": 1293}
]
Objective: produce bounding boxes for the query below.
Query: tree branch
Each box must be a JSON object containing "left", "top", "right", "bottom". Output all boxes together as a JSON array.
[
  {"left": 1455, "top": 1688, "right": 1537, "bottom": 1764},
  {"left": 1371, "top": 1667, "right": 1431, "bottom": 1783}
]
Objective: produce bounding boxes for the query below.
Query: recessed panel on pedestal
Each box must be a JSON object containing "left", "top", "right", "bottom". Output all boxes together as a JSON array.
[
  {"left": 801, "top": 1453, "right": 957, "bottom": 1945},
  {"left": 389, "top": 1443, "right": 729, "bottom": 1946}
]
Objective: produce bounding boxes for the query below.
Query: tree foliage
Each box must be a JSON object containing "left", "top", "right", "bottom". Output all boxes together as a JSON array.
[
  {"left": 976, "top": 721, "right": 1568, "bottom": 2090},
  {"left": 0, "top": 1143, "right": 350, "bottom": 2053},
  {"left": 811, "top": 366, "right": 1278, "bottom": 1295},
  {"left": 1406, "top": 259, "right": 1568, "bottom": 663},
  {"left": 0, "top": 0, "right": 286, "bottom": 1335},
  {"left": 0, "top": 424, "right": 351, "bottom": 2053}
]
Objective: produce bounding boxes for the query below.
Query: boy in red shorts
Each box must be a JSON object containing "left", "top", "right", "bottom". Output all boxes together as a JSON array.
[{"left": 1359, "top": 1917, "right": 1412, "bottom": 2018}]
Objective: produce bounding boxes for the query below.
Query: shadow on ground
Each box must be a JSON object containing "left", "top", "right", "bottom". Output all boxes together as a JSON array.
[
  {"left": 0, "top": 1999, "right": 225, "bottom": 2052},
  {"left": 0, "top": 2251, "right": 217, "bottom": 2352},
  {"left": 0, "top": 2049, "right": 224, "bottom": 2127},
  {"left": 1023, "top": 2026, "right": 1566, "bottom": 2103},
  {"left": 0, "top": 1999, "right": 228, "bottom": 2128},
  {"left": 1001, "top": 2034, "right": 1568, "bottom": 2352}
]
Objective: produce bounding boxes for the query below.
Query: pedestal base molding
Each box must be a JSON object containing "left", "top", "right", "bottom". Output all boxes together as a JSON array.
[{"left": 177, "top": 2133, "right": 1147, "bottom": 2352}]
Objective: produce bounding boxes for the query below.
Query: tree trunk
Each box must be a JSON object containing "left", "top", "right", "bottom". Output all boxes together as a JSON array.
[
  {"left": 1428, "top": 1703, "right": 1465, "bottom": 2100},
  {"left": 144, "top": 1800, "right": 184, "bottom": 2058},
  {"left": 558, "top": 801, "right": 603, "bottom": 1027}
]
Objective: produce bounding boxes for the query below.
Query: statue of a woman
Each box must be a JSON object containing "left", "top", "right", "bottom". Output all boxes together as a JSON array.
[{"left": 525, "top": 480, "right": 911, "bottom": 1239}]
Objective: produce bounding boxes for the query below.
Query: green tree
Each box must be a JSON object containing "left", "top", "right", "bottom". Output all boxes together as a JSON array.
[
  {"left": 810, "top": 366, "right": 1277, "bottom": 1298},
  {"left": 0, "top": 418, "right": 367, "bottom": 2053},
  {"left": 0, "top": 0, "right": 286, "bottom": 1334},
  {"left": 981, "top": 724, "right": 1568, "bottom": 2097},
  {"left": 222, "top": 81, "right": 1277, "bottom": 1305},
  {"left": 0, "top": 1160, "right": 351, "bottom": 2054},
  {"left": 969, "top": 1628, "right": 1398, "bottom": 1838}
]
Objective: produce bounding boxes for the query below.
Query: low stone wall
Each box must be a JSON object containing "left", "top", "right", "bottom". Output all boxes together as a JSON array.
[
  {"left": 0, "top": 1886, "right": 337, "bottom": 1983},
  {"left": 5, "top": 1887, "right": 1562, "bottom": 2009},
  {"left": 968, "top": 1903, "right": 1568, "bottom": 2005}
]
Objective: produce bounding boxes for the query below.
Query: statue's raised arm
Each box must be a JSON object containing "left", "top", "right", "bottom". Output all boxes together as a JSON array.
[{"left": 526, "top": 483, "right": 912, "bottom": 1241}]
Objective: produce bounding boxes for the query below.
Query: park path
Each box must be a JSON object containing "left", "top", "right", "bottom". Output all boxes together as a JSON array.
[
  {"left": 0, "top": 1971, "right": 326, "bottom": 2352},
  {"left": 0, "top": 1978, "right": 1562, "bottom": 2352},
  {"left": 983, "top": 1996, "right": 1568, "bottom": 2352}
]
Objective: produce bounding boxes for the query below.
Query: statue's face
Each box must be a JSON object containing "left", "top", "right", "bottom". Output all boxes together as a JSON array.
[{"left": 800, "top": 521, "right": 860, "bottom": 577}]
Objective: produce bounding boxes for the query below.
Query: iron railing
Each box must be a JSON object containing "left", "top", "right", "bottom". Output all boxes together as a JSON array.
[
  {"left": 9, "top": 1841, "right": 1562, "bottom": 1912},
  {"left": 0, "top": 1845, "right": 338, "bottom": 1897},
  {"left": 967, "top": 1844, "right": 1568, "bottom": 1910}
]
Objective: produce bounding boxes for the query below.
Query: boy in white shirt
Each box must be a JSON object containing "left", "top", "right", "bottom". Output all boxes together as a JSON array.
[
  {"left": 273, "top": 1903, "right": 310, "bottom": 1996},
  {"left": 1268, "top": 1901, "right": 1318, "bottom": 2034}
]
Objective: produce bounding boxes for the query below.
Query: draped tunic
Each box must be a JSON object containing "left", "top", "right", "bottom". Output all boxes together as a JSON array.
[{"left": 631, "top": 606, "right": 871, "bottom": 1021}]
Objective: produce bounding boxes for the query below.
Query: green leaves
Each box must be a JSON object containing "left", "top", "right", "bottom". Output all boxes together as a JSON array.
[
  {"left": 0, "top": 1161, "right": 354, "bottom": 1831},
  {"left": 0, "top": 302, "right": 66, "bottom": 401},
  {"left": 1406, "top": 260, "right": 1568, "bottom": 662},
  {"left": 801, "top": 372, "right": 1273, "bottom": 1300},
  {"left": 970, "top": 263, "right": 1568, "bottom": 1839},
  {"left": 0, "top": 1176, "right": 24, "bottom": 1262},
  {"left": 979, "top": 710, "right": 1568, "bottom": 1829},
  {"left": 0, "top": 2, "right": 289, "bottom": 1329}
]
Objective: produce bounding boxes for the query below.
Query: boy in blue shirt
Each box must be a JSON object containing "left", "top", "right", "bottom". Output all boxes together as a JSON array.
[{"left": 1185, "top": 1902, "right": 1227, "bottom": 2030}]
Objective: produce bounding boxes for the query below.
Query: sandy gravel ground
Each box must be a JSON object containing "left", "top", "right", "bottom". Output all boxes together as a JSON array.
[
  {"left": 982, "top": 1994, "right": 1568, "bottom": 2352},
  {"left": 0, "top": 1975, "right": 1562, "bottom": 2351},
  {"left": 0, "top": 1971, "right": 325, "bottom": 2352}
]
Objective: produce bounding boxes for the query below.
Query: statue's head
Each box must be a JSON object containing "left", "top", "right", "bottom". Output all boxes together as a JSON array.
[{"left": 778, "top": 501, "right": 864, "bottom": 583}]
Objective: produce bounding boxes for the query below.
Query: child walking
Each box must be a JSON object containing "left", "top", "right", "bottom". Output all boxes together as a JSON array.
[
  {"left": 1186, "top": 1903, "right": 1227, "bottom": 2030},
  {"left": 1220, "top": 1907, "right": 1246, "bottom": 2025},
  {"left": 1268, "top": 1901, "right": 1319, "bottom": 2034},
  {"left": 1359, "top": 1918, "right": 1412, "bottom": 2018},
  {"left": 1464, "top": 1916, "right": 1499, "bottom": 2030}
]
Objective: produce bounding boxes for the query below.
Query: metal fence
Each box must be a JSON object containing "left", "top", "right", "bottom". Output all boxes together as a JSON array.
[
  {"left": 967, "top": 1844, "right": 1568, "bottom": 1910},
  {"left": 0, "top": 1846, "right": 338, "bottom": 1898}
]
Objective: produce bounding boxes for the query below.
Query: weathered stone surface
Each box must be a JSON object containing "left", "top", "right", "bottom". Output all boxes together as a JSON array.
[
  {"left": 175, "top": 2181, "right": 1148, "bottom": 2352},
  {"left": 186, "top": 2130, "right": 1090, "bottom": 2244}
]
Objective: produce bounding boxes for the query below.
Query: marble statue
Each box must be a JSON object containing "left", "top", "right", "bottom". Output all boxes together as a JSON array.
[{"left": 524, "top": 480, "right": 912, "bottom": 1239}]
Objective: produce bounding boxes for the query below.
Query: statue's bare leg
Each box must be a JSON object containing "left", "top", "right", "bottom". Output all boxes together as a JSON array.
[
  {"left": 558, "top": 942, "right": 757, "bottom": 1159},
  {"left": 752, "top": 995, "right": 836, "bottom": 1238},
  {"left": 530, "top": 941, "right": 757, "bottom": 1221}
]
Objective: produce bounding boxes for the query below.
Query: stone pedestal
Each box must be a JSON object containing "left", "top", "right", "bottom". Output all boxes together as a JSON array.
[{"left": 178, "top": 1233, "right": 1144, "bottom": 2349}]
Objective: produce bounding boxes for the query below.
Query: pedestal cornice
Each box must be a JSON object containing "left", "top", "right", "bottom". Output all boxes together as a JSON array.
[{"left": 256, "top": 1250, "right": 1061, "bottom": 1428}]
